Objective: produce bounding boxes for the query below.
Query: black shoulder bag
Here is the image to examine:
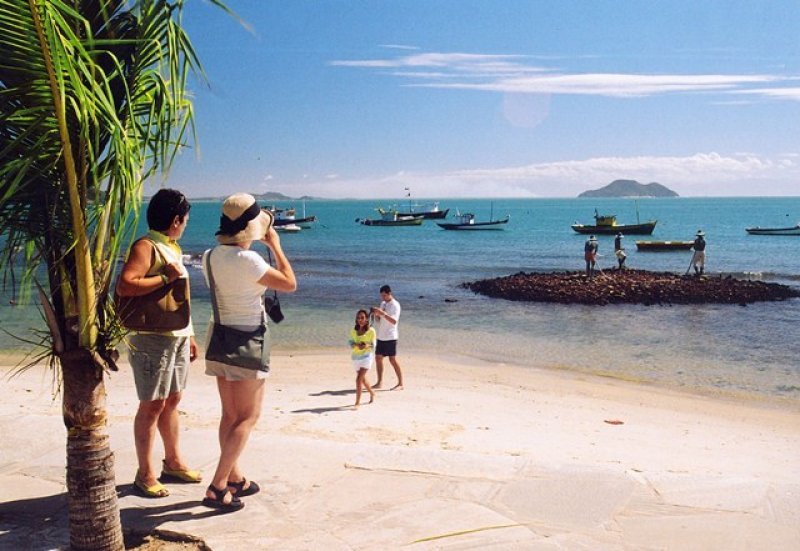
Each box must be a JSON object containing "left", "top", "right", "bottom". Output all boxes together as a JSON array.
[{"left": 204, "top": 249, "right": 270, "bottom": 372}]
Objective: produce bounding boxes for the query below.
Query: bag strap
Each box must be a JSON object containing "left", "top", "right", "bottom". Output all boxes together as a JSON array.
[
  {"left": 265, "top": 248, "right": 279, "bottom": 303},
  {"left": 204, "top": 249, "right": 222, "bottom": 325}
]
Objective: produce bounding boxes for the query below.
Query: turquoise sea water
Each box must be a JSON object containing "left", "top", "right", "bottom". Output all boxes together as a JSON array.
[{"left": 2, "top": 197, "right": 799, "bottom": 404}]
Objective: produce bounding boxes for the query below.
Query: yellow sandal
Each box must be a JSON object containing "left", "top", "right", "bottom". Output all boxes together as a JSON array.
[
  {"left": 160, "top": 460, "right": 202, "bottom": 483},
  {"left": 133, "top": 474, "right": 170, "bottom": 498}
]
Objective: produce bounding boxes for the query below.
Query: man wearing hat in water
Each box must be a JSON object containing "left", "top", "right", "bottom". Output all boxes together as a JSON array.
[
  {"left": 614, "top": 232, "right": 627, "bottom": 270},
  {"left": 584, "top": 235, "right": 599, "bottom": 277},
  {"left": 691, "top": 230, "right": 706, "bottom": 275}
]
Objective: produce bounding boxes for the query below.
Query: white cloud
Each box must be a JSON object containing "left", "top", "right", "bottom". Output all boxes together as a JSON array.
[
  {"left": 268, "top": 153, "right": 799, "bottom": 199},
  {"left": 423, "top": 73, "right": 781, "bottom": 98},
  {"left": 379, "top": 44, "right": 421, "bottom": 51},
  {"left": 332, "top": 50, "right": 799, "bottom": 100},
  {"left": 733, "top": 87, "right": 800, "bottom": 102}
]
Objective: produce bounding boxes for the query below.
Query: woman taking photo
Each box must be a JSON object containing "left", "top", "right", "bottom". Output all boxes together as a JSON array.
[{"left": 201, "top": 193, "right": 296, "bottom": 511}]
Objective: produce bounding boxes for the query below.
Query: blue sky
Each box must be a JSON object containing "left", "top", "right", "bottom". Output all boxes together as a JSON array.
[{"left": 166, "top": 1, "right": 800, "bottom": 199}]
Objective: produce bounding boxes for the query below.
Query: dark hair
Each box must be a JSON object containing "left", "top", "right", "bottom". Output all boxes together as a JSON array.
[
  {"left": 354, "top": 309, "right": 370, "bottom": 331},
  {"left": 147, "top": 189, "right": 191, "bottom": 231},
  {"left": 379, "top": 284, "right": 391, "bottom": 294}
]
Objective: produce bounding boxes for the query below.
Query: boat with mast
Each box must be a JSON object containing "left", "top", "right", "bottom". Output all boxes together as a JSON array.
[
  {"left": 266, "top": 204, "right": 317, "bottom": 229},
  {"left": 571, "top": 208, "right": 657, "bottom": 235},
  {"left": 436, "top": 203, "right": 510, "bottom": 230},
  {"left": 356, "top": 208, "right": 424, "bottom": 227},
  {"left": 395, "top": 187, "right": 449, "bottom": 219}
]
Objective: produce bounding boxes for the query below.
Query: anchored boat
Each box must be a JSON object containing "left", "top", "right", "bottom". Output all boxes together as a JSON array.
[
  {"left": 636, "top": 240, "right": 694, "bottom": 251},
  {"left": 267, "top": 205, "right": 317, "bottom": 229},
  {"left": 437, "top": 212, "right": 510, "bottom": 230},
  {"left": 572, "top": 209, "right": 657, "bottom": 235},
  {"left": 745, "top": 224, "right": 800, "bottom": 236},
  {"left": 356, "top": 208, "right": 424, "bottom": 227},
  {"left": 395, "top": 187, "right": 449, "bottom": 219},
  {"left": 437, "top": 204, "right": 510, "bottom": 230}
]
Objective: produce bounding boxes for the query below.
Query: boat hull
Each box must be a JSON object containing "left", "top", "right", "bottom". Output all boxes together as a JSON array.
[
  {"left": 359, "top": 217, "right": 424, "bottom": 227},
  {"left": 274, "top": 215, "right": 317, "bottom": 227},
  {"left": 396, "top": 208, "right": 449, "bottom": 219},
  {"left": 746, "top": 226, "right": 800, "bottom": 236},
  {"left": 572, "top": 221, "right": 657, "bottom": 235},
  {"left": 437, "top": 217, "right": 509, "bottom": 230},
  {"left": 636, "top": 240, "right": 694, "bottom": 251}
]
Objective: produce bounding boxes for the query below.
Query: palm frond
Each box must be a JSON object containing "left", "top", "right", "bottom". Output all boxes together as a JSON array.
[{"left": 0, "top": 0, "right": 212, "bottom": 356}]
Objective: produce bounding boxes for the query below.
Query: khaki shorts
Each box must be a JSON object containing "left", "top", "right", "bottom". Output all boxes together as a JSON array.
[{"left": 128, "top": 334, "right": 190, "bottom": 401}]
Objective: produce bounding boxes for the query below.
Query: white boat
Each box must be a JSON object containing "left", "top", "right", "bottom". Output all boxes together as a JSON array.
[
  {"left": 267, "top": 205, "right": 317, "bottom": 228},
  {"left": 276, "top": 223, "right": 302, "bottom": 233}
]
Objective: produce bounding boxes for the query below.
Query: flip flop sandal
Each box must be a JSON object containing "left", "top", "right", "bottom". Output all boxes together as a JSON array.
[
  {"left": 227, "top": 478, "right": 260, "bottom": 497},
  {"left": 133, "top": 477, "right": 170, "bottom": 498},
  {"left": 160, "top": 460, "right": 202, "bottom": 483},
  {"left": 201, "top": 484, "right": 244, "bottom": 512}
]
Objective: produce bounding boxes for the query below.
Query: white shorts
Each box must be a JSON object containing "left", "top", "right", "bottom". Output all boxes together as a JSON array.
[{"left": 352, "top": 357, "right": 373, "bottom": 371}]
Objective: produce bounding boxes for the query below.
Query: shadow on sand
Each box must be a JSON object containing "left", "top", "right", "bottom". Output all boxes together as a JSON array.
[
  {"left": 309, "top": 388, "right": 354, "bottom": 397},
  {"left": 0, "top": 487, "right": 221, "bottom": 550}
]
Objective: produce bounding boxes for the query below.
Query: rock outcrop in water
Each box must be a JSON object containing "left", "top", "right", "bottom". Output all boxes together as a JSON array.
[{"left": 463, "top": 269, "right": 800, "bottom": 306}]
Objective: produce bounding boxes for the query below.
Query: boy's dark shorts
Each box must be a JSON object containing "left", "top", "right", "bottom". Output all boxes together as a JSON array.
[{"left": 376, "top": 339, "right": 397, "bottom": 357}]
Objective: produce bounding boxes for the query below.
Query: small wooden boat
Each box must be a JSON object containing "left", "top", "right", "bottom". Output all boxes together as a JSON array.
[
  {"left": 571, "top": 210, "right": 657, "bottom": 235},
  {"left": 356, "top": 208, "right": 424, "bottom": 227},
  {"left": 636, "top": 240, "right": 694, "bottom": 251},
  {"left": 745, "top": 224, "right": 800, "bottom": 236},
  {"left": 437, "top": 212, "right": 509, "bottom": 230}
]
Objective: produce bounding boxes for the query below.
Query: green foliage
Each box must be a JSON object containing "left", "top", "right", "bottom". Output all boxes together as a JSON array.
[{"left": 0, "top": 0, "right": 209, "bottom": 357}]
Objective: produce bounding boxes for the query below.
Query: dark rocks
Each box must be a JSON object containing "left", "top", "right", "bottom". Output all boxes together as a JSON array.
[{"left": 462, "top": 269, "right": 800, "bottom": 306}]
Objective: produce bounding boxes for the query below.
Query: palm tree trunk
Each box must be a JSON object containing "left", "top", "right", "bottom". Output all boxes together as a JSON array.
[{"left": 61, "top": 348, "right": 124, "bottom": 551}]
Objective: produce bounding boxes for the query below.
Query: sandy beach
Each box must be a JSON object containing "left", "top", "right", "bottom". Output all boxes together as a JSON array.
[{"left": 1, "top": 350, "right": 799, "bottom": 550}]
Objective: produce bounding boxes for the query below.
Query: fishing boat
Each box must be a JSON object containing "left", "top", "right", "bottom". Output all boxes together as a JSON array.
[
  {"left": 571, "top": 209, "right": 657, "bottom": 235},
  {"left": 395, "top": 187, "right": 449, "bottom": 219},
  {"left": 745, "top": 224, "right": 800, "bottom": 236},
  {"left": 267, "top": 205, "right": 317, "bottom": 228},
  {"left": 437, "top": 212, "right": 509, "bottom": 230},
  {"left": 437, "top": 204, "right": 510, "bottom": 230},
  {"left": 356, "top": 208, "right": 424, "bottom": 227},
  {"left": 636, "top": 240, "right": 694, "bottom": 251}
]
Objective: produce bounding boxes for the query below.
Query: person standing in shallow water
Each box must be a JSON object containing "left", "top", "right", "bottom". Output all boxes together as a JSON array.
[
  {"left": 372, "top": 285, "right": 403, "bottom": 390},
  {"left": 691, "top": 230, "right": 706, "bottom": 275},
  {"left": 349, "top": 309, "right": 376, "bottom": 407},
  {"left": 614, "top": 232, "right": 626, "bottom": 269},
  {"left": 584, "top": 235, "right": 598, "bottom": 277}
]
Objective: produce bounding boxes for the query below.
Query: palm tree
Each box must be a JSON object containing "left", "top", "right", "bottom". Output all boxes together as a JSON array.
[{"left": 0, "top": 1, "right": 224, "bottom": 548}]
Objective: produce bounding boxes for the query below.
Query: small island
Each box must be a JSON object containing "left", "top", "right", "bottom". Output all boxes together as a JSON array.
[
  {"left": 463, "top": 270, "right": 799, "bottom": 306},
  {"left": 579, "top": 180, "right": 678, "bottom": 198}
]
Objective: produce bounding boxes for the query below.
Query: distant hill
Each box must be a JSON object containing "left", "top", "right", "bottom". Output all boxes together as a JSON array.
[{"left": 578, "top": 180, "right": 678, "bottom": 198}]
